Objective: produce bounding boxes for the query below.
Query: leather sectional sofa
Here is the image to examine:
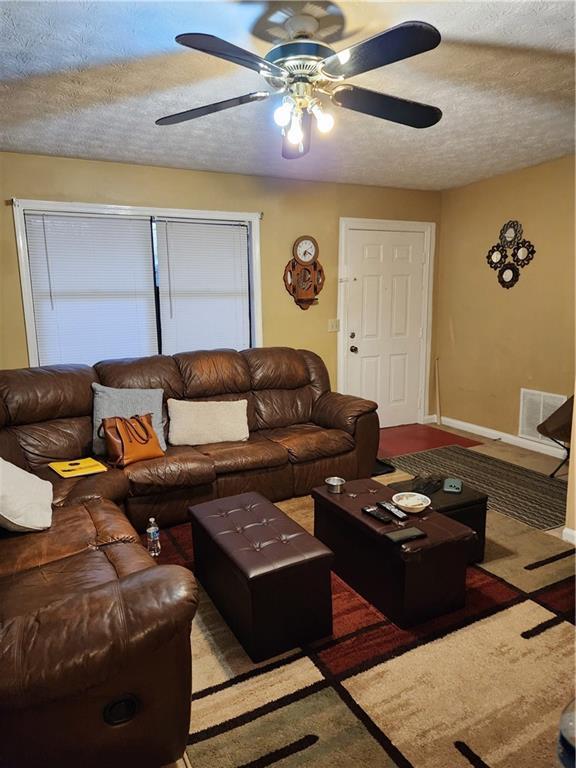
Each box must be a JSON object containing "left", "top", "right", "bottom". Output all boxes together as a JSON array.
[
  {"left": 0, "top": 346, "right": 379, "bottom": 768},
  {"left": 0, "top": 347, "right": 379, "bottom": 531}
]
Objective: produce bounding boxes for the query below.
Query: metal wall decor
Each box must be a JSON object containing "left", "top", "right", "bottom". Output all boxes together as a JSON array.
[
  {"left": 499, "top": 220, "right": 522, "bottom": 248},
  {"left": 486, "top": 220, "right": 535, "bottom": 289}
]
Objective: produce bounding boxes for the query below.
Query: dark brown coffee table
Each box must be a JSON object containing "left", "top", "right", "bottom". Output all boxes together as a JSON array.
[
  {"left": 312, "top": 478, "right": 476, "bottom": 628},
  {"left": 389, "top": 479, "right": 488, "bottom": 562}
]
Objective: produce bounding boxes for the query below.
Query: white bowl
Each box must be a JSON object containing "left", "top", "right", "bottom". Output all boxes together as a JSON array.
[{"left": 392, "top": 492, "right": 431, "bottom": 514}]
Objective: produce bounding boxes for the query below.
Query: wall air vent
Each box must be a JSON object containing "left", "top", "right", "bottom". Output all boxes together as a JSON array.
[{"left": 519, "top": 388, "right": 567, "bottom": 444}]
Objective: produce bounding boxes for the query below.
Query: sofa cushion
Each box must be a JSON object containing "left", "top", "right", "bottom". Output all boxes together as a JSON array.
[
  {"left": 11, "top": 416, "right": 93, "bottom": 468},
  {"left": 0, "top": 543, "right": 153, "bottom": 622},
  {"left": 0, "top": 459, "right": 53, "bottom": 533},
  {"left": 167, "top": 398, "right": 249, "bottom": 446},
  {"left": 242, "top": 347, "right": 310, "bottom": 390},
  {"left": 195, "top": 433, "right": 289, "bottom": 474},
  {"left": 34, "top": 465, "right": 129, "bottom": 507},
  {"left": 94, "top": 355, "right": 185, "bottom": 400},
  {"left": 174, "top": 350, "right": 251, "bottom": 398},
  {"left": 0, "top": 498, "right": 137, "bottom": 579},
  {"left": 0, "top": 365, "right": 96, "bottom": 426},
  {"left": 261, "top": 424, "right": 355, "bottom": 463},
  {"left": 92, "top": 382, "right": 166, "bottom": 455},
  {"left": 252, "top": 387, "right": 315, "bottom": 430},
  {"left": 122, "top": 446, "right": 216, "bottom": 496}
]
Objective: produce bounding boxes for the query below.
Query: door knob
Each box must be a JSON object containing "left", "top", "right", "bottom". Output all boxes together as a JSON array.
[{"left": 350, "top": 346, "right": 358, "bottom": 353}]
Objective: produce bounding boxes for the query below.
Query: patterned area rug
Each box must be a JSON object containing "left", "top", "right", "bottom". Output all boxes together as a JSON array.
[
  {"left": 149, "top": 487, "right": 575, "bottom": 768},
  {"left": 389, "top": 445, "right": 567, "bottom": 529}
]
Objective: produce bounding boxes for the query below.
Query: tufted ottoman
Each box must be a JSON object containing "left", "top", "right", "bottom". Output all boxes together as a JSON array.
[{"left": 189, "top": 492, "right": 334, "bottom": 661}]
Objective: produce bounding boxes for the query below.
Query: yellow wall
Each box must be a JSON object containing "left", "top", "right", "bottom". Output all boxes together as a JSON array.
[
  {"left": 433, "top": 156, "right": 575, "bottom": 435},
  {"left": 0, "top": 151, "right": 441, "bottom": 383},
  {"left": 1, "top": 151, "right": 573, "bottom": 439}
]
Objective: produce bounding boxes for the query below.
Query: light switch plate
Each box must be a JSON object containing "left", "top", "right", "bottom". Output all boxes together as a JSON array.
[{"left": 328, "top": 319, "right": 340, "bottom": 332}]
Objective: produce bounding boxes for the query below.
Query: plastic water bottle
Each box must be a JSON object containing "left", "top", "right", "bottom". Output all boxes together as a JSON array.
[{"left": 146, "top": 517, "right": 161, "bottom": 557}]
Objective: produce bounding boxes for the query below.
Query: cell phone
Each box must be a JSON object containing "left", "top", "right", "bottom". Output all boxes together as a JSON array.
[
  {"left": 443, "top": 478, "right": 462, "bottom": 494},
  {"left": 384, "top": 527, "right": 426, "bottom": 544}
]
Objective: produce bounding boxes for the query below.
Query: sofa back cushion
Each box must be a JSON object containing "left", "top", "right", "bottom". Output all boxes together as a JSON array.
[
  {"left": 174, "top": 350, "right": 251, "bottom": 397},
  {"left": 0, "top": 365, "right": 96, "bottom": 467},
  {"left": 174, "top": 350, "right": 257, "bottom": 430},
  {"left": 0, "top": 365, "right": 96, "bottom": 425},
  {"left": 94, "top": 355, "right": 184, "bottom": 400},
  {"left": 242, "top": 347, "right": 328, "bottom": 430}
]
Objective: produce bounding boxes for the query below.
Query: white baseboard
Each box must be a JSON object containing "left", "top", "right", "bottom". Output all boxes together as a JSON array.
[
  {"left": 422, "top": 414, "right": 438, "bottom": 424},
  {"left": 434, "top": 416, "right": 567, "bottom": 459},
  {"left": 562, "top": 527, "right": 576, "bottom": 545}
]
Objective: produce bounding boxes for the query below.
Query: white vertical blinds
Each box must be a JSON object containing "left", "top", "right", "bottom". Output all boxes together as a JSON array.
[
  {"left": 24, "top": 213, "right": 158, "bottom": 365},
  {"left": 155, "top": 219, "right": 251, "bottom": 353}
]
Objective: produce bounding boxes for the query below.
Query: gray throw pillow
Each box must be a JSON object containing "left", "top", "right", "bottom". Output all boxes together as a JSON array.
[{"left": 91, "top": 382, "right": 166, "bottom": 455}]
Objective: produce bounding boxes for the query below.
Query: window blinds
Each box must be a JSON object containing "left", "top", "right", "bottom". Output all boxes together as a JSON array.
[
  {"left": 24, "top": 213, "right": 158, "bottom": 366},
  {"left": 155, "top": 219, "right": 251, "bottom": 353}
]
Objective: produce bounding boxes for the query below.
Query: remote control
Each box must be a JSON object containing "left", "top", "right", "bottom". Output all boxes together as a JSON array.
[
  {"left": 362, "top": 505, "right": 392, "bottom": 524},
  {"left": 376, "top": 500, "right": 409, "bottom": 521}
]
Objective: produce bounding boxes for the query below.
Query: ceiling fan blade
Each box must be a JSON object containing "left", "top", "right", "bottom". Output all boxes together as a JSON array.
[
  {"left": 331, "top": 85, "right": 442, "bottom": 128},
  {"left": 175, "top": 33, "right": 286, "bottom": 79},
  {"left": 156, "top": 92, "right": 269, "bottom": 126},
  {"left": 321, "top": 21, "right": 441, "bottom": 79},
  {"left": 282, "top": 112, "right": 312, "bottom": 160}
]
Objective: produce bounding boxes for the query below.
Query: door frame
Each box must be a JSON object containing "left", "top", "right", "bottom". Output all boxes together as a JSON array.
[{"left": 337, "top": 217, "right": 436, "bottom": 424}]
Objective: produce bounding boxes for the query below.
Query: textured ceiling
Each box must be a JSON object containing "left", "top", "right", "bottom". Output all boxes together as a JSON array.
[{"left": 0, "top": 1, "right": 574, "bottom": 189}]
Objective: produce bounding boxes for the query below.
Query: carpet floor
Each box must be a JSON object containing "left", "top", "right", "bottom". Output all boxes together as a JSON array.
[
  {"left": 378, "top": 425, "right": 481, "bottom": 458},
  {"left": 148, "top": 485, "right": 575, "bottom": 768},
  {"left": 389, "top": 445, "right": 568, "bottom": 529}
]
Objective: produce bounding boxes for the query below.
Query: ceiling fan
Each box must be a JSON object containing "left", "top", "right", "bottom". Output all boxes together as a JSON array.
[{"left": 156, "top": 14, "right": 442, "bottom": 160}]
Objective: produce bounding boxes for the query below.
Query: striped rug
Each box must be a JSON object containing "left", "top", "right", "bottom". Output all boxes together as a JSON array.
[{"left": 388, "top": 445, "right": 567, "bottom": 529}]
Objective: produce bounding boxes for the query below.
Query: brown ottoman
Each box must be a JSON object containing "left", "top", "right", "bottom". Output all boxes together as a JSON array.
[{"left": 189, "top": 492, "right": 334, "bottom": 662}]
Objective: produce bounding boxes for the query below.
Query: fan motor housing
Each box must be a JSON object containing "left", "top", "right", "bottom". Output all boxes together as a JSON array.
[{"left": 264, "top": 39, "right": 336, "bottom": 81}]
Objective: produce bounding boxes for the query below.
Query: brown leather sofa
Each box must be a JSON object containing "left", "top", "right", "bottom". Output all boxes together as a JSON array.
[
  {"left": 0, "top": 496, "right": 198, "bottom": 768},
  {"left": 0, "top": 346, "right": 378, "bottom": 768},
  {"left": 0, "top": 347, "right": 379, "bottom": 532}
]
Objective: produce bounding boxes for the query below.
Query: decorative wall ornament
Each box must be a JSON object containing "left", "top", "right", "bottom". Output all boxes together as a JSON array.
[
  {"left": 284, "top": 235, "right": 325, "bottom": 310},
  {"left": 512, "top": 239, "right": 536, "bottom": 267},
  {"left": 486, "top": 244, "right": 506, "bottom": 270},
  {"left": 499, "top": 220, "right": 523, "bottom": 248},
  {"left": 497, "top": 262, "right": 520, "bottom": 289},
  {"left": 486, "top": 220, "right": 535, "bottom": 289}
]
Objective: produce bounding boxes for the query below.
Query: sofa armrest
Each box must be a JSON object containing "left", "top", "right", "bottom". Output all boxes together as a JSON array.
[
  {"left": 312, "top": 391, "right": 378, "bottom": 435},
  {"left": 0, "top": 565, "right": 198, "bottom": 710}
]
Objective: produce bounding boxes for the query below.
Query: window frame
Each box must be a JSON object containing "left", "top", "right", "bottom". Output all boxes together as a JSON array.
[{"left": 12, "top": 199, "right": 263, "bottom": 366}]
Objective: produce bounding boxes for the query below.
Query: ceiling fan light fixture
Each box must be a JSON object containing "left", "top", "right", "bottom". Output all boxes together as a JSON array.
[
  {"left": 158, "top": 21, "right": 443, "bottom": 159},
  {"left": 274, "top": 99, "right": 294, "bottom": 127},
  {"left": 287, "top": 112, "right": 304, "bottom": 145},
  {"left": 311, "top": 103, "right": 334, "bottom": 133}
]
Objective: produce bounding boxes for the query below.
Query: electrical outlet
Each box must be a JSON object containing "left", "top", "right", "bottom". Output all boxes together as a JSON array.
[{"left": 327, "top": 319, "right": 340, "bottom": 333}]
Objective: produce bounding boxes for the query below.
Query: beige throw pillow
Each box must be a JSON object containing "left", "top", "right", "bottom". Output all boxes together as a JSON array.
[
  {"left": 0, "top": 458, "right": 53, "bottom": 532},
  {"left": 167, "top": 399, "right": 249, "bottom": 446}
]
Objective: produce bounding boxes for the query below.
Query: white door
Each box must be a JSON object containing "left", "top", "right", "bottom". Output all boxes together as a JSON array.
[{"left": 342, "top": 225, "right": 430, "bottom": 426}]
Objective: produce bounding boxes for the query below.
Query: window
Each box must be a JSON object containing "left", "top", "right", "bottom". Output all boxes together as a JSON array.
[
  {"left": 14, "top": 201, "right": 261, "bottom": 367},
  {"left": 155, "top": 219, "right": 251, "bottom": 353},
  {"left": 24, "top": 214, "right": 158, "bottom": 365}
]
